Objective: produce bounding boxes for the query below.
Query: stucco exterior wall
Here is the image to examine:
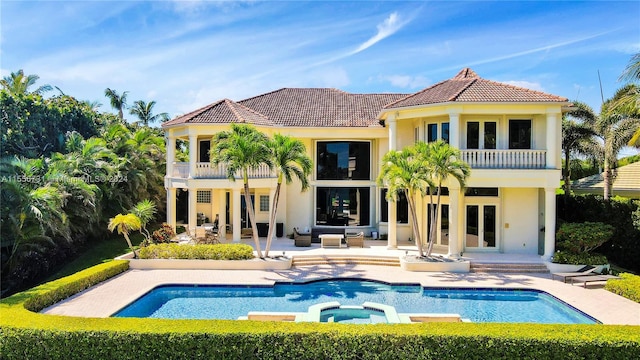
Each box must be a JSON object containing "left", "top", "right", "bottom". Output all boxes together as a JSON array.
[{"left": 502, "top": 187, "right": 539, "bottom": 254}]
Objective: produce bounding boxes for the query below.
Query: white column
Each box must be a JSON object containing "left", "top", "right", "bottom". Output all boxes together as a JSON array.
[
  {"left": 449, "top": 112, "right": 460, "bottom": 149},
  {"left": 387, "top": 113, "right": 398, "bottom": 249},
  {"left": 166, "top": 133, "right": 175, "bottom": 178},
  {"left": 218, "top": 189, "right": 226, "bottom": 240},
  {"left": 188, "top": 188, "right": 197, "bottom": 235},
  {"left": 448, "top": 187, "right": 461, "bottom": 258},
  {"left": 542, "top": 187, "right": 556, "bottom": 260},
  {"left": 546, "top": 111, "right": 561, "bottom": 169},
  {"left": 188, "top": 133, "right": 198, "bottom": 178},
  {"left": 232, "top": 188, "right": 241, "bottom": 242},
  {"left": 166, "top": 188, "right": 177, "bottom": 230}
]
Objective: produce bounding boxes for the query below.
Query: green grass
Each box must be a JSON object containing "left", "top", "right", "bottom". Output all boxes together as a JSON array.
[{"left": 43, "top": 231, "right": 145, "bottom": 283}]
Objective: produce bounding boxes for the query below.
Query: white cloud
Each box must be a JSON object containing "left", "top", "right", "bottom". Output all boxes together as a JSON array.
[
  {"left": 348, "top": 12, "right": 407, "bottom": 56},
  {"left": 381, "top": 75, "right": 430, "bottom": 89}
]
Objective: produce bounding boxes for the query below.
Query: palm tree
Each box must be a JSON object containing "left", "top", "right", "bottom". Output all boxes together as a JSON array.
[
  {"left": 108, "top": 213, "right": 142, "bottom": 258},
  {"left": 1, "top": 69, "right": 52, "bottom": 95},
  {"left": 130, "top": 200, "right": 157, "bottom": 241},
  {"left": 129, "top": 100, "right": 170, "bottom": 126},
  {"left": 619, "top": 52, "right": 640, "bottom": 83},
  {"left": 419, "top": 141, "right": 470, "bottom": 257},
  {"left": 617, "top": 53, "right": 640, "bottom": 147},
  {"left": 210, "top": 124, "right": 272, "bottom": 258},
  {"left": 377, "top": 146, "right": 431, "bottom": 257},
  {"left": 562, "top": 102, "right": 600, "bottom": 194},
  {"left": 264, "top": 134, "right": 312, "bottom": 257},
  {"left": 104, "top": 88, "right": 129, "bottom": 120}
]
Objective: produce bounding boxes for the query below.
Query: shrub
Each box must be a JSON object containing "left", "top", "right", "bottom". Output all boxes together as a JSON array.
[
  {"left": 151, "top": 223, "right": 176, "bottom": 244},
  {"left": 605, "top": 273, "right": 640, "bottom": 303},
  {"left": 137, "top": 243, "right": 254, "bottom": 260},
  {"left": 556, "top": 222, "right": 615, "bottom": 254},
  {"left": 552, "top": 250, "right": 608, "bottom": 265}
]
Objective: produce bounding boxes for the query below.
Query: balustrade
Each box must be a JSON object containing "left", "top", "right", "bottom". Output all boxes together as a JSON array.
[{"left": 460, "top": 150, "right": 546, "bottom": 169}]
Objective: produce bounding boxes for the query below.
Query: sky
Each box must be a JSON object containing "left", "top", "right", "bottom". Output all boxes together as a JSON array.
[{"left": 1, "top": 1, "right": 639, "bottom": 154}]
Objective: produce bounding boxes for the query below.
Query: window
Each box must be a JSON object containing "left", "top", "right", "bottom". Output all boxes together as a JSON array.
[
  {"left": 427, "top": 124, "right": 438, "bottom": 142},
  {"left": 259, "top": 195, "right": 269, "bottom": 212},
  {"left": 441, "top": 123, "right": 450, "bottom": 144},
  {"left": 467, "top": 122, "right": 480, "bottom": 149},
  {"left": 196, "top": 190, "right": 211, "bottom": 203},
  {"left": 199, "top": 140, "right": 210, "bottom": 162},
  {"left": 380, "top": 189, "right": 408, "bottom": 223},
  {"left": 484, "top": 122, "right": 496, "bottom": 149},
  {"left": 465, "top": 187, "right": 499, "bottom": 197},
  {"left": 317, "top": 141, "right": 370, "bottom": 180},
  {"left": 509, "top": 120, "right": 531, "bottom": 149},
  {"left": 316, "top": 187, "right": 370, "bottom": 226}
]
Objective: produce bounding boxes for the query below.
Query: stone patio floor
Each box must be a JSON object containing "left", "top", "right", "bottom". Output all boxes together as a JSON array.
[{"left": 42, "top": 237, "right": 640, "bottom": 325}]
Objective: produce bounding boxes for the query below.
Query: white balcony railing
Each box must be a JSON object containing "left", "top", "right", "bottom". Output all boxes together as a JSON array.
[
  {"left": 171, "top": 162, "right": 275, "bottom": 179},
  {"left": 460, "top": 150, "right": 546, "bottom": 169}
]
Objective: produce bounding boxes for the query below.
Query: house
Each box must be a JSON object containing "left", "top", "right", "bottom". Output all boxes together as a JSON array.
[
  {"left": 572, "top": 162, "right": 640, "bottom": 198},
  {"left": 161, "top": 68, "right": 569, "bottom": 259}
]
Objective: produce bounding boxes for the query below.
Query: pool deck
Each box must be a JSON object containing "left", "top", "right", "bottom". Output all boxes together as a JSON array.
[{"left": 42, "top": 237, "right": 640, "bottom": 325}]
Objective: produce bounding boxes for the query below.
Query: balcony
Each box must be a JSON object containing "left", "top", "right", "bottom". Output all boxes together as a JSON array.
[
  {"left": 171, "top": 162, "right": 275, "bottom": 179},
  {"left": 460, "top": 150, "right": 546, "bottom": 169}
]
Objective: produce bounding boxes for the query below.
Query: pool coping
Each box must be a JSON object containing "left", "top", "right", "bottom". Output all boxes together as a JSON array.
[{"left": 41, "top": 265, "right": 640, "bottom": 325}]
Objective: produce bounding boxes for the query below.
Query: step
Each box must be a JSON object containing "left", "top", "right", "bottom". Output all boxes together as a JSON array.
[
  {"left": 470, "top": 262, "right": 549, "bottom": 273},
  {"left": 292, "top": 255, "right": 400, "bottom": 267}
]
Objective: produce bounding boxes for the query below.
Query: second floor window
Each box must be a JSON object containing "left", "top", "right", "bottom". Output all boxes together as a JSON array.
[
  {"left": 466, "top": 121, "right": 496, "bottom": 149},
  {"left": 317, "top": 141, "right": 370, "bottom": 180},
  {"left": 509, "top": 120, "right": 531, "bottom": 149}
]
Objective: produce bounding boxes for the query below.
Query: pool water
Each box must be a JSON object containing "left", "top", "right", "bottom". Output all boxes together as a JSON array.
[
  {"left": 113, "top": 279, "right": 597, "bottom": 324},
  {"left": 320, "top": 308, "right": 388, "bottom": 324}
]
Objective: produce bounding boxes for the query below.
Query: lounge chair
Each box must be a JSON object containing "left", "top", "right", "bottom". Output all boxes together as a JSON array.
[
  {"left": 551, "top": 265, "right": 597, "bottom": 283},
  {"left": 346, "top": 232, "right": 365, "bottom": 248},
  {"left": 293, "top": 228, "right": 311, "bottom": 247},
  {"left": 570, "top": 274, "right": 620, "bottom": 288}
]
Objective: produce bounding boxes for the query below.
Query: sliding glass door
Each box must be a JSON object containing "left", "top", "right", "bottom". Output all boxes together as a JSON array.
[{"left": 465, "top": 205, "right": 497, "bottom": 249}]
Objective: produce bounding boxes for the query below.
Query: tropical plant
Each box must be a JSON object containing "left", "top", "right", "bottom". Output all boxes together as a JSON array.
[
  {"left": 377, "top": 145, "right": 432, "bottom": 257},
  {"left": 264, "top": 134, "right": 312, "bottom": 257},
  {"left": 130, "top": 200, "right": 157, "bottom": 242},
  {"left": 104, "top": 88, "right": 128, "bottom": 120},
  {"left": 129, "top": 100, "right": 170, "bottom": 126},
  {"left": 618, "top": 53, "right": 640, "bottom": 147},
  {"left": 210, "top": 124, "right": 272, "bottom": 258},
  {"left": 107, "top": 214, "right": 142, "bottom": 258},
  {"left": 562, "top": 103, "right": 599, "bottom": 194},
  {"left": 1, "top": 69, "right": 52, "bottom": 95},
  {"left": 419, "top": 141, "right": 470, "bottom": 257}
]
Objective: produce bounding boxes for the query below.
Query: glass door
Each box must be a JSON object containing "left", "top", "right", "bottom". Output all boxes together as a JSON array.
[
  {"left": 465, "top": 205, "right": 497, "bottom": 249},
  {"left": 240, "top": 194, "right": 254, "bottom": 229}
]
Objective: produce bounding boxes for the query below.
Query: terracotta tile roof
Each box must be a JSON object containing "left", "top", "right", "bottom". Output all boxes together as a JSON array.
[
  {"left": 162, "top": 99, "right": 272, "bottom": 127},
  {"left": 572, "top": 162, "right": 640, "bottom": 196},
  {"left": 163, "top": 88, "right": 408, "bottom": 128},
  {"left": 384, "top": 68, "right": 568, "bottom": 109}
]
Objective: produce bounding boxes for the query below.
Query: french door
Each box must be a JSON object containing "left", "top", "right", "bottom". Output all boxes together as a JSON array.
[{"left": 465, "top": 205, "right": 497, "bottom": 249}]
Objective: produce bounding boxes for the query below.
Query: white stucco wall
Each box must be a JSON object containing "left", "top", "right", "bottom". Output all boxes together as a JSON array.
[{"left": 502, "top": 187, "right": 539, "bottom": 254}]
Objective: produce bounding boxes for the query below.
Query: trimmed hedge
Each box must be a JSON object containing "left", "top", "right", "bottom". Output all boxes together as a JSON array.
[
  {"left": 137, "top": 243, "right": 254, "bottom": 260},
  {"left": 551, "top": 251, "right": 608, "bottom": 266},
  {"left": 2, "top": 262, "right": 640, "bottom": 359},
  {"left": 605, "top": 273, "right": 640, "bottom": 303}
]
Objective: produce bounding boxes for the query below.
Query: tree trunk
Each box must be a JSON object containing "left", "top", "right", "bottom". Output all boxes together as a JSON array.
[
  {"left": 603, "top": 158, "right": 611, "bottom": 201},
  {"left": 406, "top": 190, "right": 424, "bottom": 257},
  {"left": 244, "top": 182, "right": 263, "bottom": 258},
  {"left": 426, "top": 190, "right": 442, "bottom": 257},
  {"left": 563, "top": 151, "right": 571, "bottom": 195},
  {"left": 124, "top": 233, "right": 137, "bottom": 259},
  {"left": 264, "top": 182, "right": 282, "bottom": 257}
]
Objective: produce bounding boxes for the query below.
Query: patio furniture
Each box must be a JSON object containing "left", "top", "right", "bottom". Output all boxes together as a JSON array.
[
  {"left": 194, "top": 227, "right": 207, "bottom": 244},
  {"left": 570, "top": 274, "right": 620, "bottom": 288},
  {"left": 551, "top": 265, "right": 596, "bottom": 283},
  {"left": 346, "top": 232, "right": 364, "bottom": 248},
  {"left": 293, "top": 228, "right": 311, "bottom": 247},
  {"left": 319, "top": 234, "right": 344, "bottom": 248},
  {"left": 311, "top": 227, "right": 345, "bottom": 243},
  {"left": 241, "top": 228, "right": 253, "bottom": 238}
]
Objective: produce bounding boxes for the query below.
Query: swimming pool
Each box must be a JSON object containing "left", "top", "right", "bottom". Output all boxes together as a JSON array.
[{"left": 113, "top": 279, "right": 598, "bottom": 324}]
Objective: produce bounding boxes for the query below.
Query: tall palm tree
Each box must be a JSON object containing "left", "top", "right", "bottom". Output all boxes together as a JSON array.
[
  {"left": 419, "top": 141, "right": 470, "bottom": 257},
  {"left": 129, "top": 100, "right": 170, "bottom": 126},
  {"left": 130, "top": 200, "right": 157, "bottom": 241},
  {"left": 104, "top": 88, "right": 129, "bottom": 120},
  {"left": 377, "top": 146, "right": 431, "bottom": 257},
  {"left": 617, "top": 53, "right": 640, "bottom": 147},
  {"left": 210, "top": 124, "right": 272, "bottom": 258},
  {"left": 562, "top": 102, "right": 600, "bottom": 194},
  {"left": 264, "top": 134, "right": 312, "bottom": 257},
  {"left": 1, "top": 69, "right": 52, "bottom": 95},
  {"left": 108, "top": 213, "right": 142, "bottom": 258}
]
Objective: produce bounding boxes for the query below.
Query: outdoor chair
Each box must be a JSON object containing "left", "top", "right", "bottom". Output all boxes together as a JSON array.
[
  {"left": 551, "top": 265, "right": 597, "bottom": 283},
  {"left": 194, "top": 227, "right": 207, "bottom": 244},
  {"left": 346, "top": 232, "right": 365, "bottom": 248},
  {"left": 293, "top": 227, "right": 311, "bottom": 247}
]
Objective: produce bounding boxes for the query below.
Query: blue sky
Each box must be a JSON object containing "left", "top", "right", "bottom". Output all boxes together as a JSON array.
[{"left": 1, "top": 1, "right": 639, "bottom": 143}]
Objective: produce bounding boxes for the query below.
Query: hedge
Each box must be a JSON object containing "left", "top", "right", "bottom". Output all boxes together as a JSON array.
[
  {"left": 138, "top": 243, "right": 254, "bottom": 260},
  {"left": 605, "top": 273, "right": 640, "bottom": 303},
  {"left": 2, "top": 262, "right": 639, "bottom": 360}
]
